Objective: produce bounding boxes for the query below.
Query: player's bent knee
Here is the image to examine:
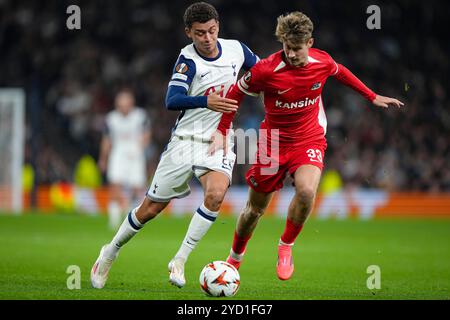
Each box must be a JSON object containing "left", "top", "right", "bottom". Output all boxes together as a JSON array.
[
  {"left": 204, "top": 189, "right": 226, "bottom": 212},
  {"left": 295, "top": 186, "right": 316, "bottom": 204}
]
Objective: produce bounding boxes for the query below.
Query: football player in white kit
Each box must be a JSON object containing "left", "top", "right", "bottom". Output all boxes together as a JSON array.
[
  {"left": 98, "top": 89, "right": 151, "bottom": 230},
  {"left": 91, "top": 2, "right": 259, "bottom": 289}
]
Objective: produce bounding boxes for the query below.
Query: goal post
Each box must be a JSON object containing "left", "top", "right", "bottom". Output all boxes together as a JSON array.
[{"left": 0, "top": 88, "right": 25, "bottom": 214}]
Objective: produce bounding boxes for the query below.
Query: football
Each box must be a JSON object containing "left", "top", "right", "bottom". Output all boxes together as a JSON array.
[{"left": 199, "top": 261, "right": 240, "bottom": 297}]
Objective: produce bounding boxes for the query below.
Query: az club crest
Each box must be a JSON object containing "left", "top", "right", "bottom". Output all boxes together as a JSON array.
[{"left": 311, "top": 82, "right": 321, "bottom": 90}]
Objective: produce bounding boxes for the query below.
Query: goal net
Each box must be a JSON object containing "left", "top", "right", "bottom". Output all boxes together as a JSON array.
[{"left": 0, "top": 89, "right": 25, "bottom": 214}]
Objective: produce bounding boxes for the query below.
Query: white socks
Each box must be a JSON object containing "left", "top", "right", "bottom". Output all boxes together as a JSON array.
[
  {"left": 174, "top": 203, "right": 218, "bottom": 262},
  {"left": 104, "top": 203, "right": 219, "bottom": 262},
  {"left": 106, "top": 207, "right": 144, "bottom": 258}
]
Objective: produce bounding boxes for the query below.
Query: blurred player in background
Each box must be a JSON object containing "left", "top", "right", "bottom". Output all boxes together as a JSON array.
[
  {"left": 209, "top": 11, "right": 404, "bottom": 280},
  {"left": 98, "top": 88, "right": 151, "bottom": 230},
  {"left": 91, "top": 2, "right": 258, "bottom": 289}
]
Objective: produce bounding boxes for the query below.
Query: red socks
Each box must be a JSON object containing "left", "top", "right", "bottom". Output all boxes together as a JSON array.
[
  {"left": 280, "top": 219, "right": 304, "bottom": 245},
  {"left": 232, "top": 231, "right": 252, "bottom": 254},
  {"left": 232, "top": 219, "right": 303, "bottom": 254}
]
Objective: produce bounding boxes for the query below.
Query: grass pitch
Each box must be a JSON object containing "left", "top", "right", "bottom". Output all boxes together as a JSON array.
[{"left": 0, "top": 213, "right": 449, "bottom": 300}]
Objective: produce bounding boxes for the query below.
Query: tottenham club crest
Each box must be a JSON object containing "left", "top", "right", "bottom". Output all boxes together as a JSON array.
[{"left": 231, "top": 63, "right": 237, "bottom": 76}]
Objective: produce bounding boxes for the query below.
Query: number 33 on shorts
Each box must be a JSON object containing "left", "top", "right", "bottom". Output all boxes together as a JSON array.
[{"left": 306, "top": 148, "right": 323, "bottom": 163}]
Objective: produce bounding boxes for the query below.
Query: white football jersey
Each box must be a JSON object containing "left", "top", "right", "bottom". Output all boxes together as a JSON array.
[
  {"left": 167, "top": 38, "right": 258, "bottom": 141},
  {"left": 105, "top": 107, "right": 150, "bottom": 160}
]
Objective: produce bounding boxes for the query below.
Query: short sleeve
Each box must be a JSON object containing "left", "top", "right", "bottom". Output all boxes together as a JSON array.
[
  {"left": 235, "top": 60, "right": 265, "bottom": 97},
  {"left": 240, "top": 42, "right": 259, "bottom": 71},
  {"left": 168, "top": 54, "right": 196, "bottom": 92}
]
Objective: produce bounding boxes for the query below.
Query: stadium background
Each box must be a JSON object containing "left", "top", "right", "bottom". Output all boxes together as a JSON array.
[
  {"left": 0, "top": 0, "right": 450, "bottom": 300},
  {"left": 1, "top": 0, "right": 449, "bottom": 216}
]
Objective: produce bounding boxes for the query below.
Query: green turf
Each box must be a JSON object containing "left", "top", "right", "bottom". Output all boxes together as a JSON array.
[{"left": 0, "top": 213, "right": 449, "bottom": 300}]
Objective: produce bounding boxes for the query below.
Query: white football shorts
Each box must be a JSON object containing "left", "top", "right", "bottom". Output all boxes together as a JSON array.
[{"left": 146, "top": 136, "right": 236, "bottom": 202}]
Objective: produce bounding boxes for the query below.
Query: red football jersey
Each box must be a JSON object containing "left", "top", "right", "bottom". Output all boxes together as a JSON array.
[{"left": 218, "top": 48, "right": 377, "bottom": 147}]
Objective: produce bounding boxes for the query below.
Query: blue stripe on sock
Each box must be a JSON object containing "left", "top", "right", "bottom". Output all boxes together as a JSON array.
[
  {"left": 128, "top": 212, "right": 141, "bottom": 231},
  {"left": 196, "top": 208, "right": 216, "bottom": 222}
]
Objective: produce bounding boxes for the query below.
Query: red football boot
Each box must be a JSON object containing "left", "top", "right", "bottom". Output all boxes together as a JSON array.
[{"left": 277, "top": 244, "right": 294, "bottom": 280}]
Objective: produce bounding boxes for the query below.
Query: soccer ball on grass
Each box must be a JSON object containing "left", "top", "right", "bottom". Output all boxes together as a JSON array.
[{"left": 199, "top": 261, "right": 240, "bottom": 297}]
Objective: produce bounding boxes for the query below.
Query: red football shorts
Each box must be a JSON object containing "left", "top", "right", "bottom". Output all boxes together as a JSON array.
[{"left": 245, "top": 142, "right": 326, "bottom": 193}]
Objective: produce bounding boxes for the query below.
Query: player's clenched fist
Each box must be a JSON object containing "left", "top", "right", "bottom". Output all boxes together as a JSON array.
[{"left": 206, "top": 88, "right": 238, "bottom": 113}]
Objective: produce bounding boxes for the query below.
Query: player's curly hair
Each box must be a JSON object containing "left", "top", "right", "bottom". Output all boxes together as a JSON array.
[
  {"left": 275, "top": 12, "right": 314, "bottom": 45},
  {"left": 184, "top": 2, "right": 219, "bottom": 29}
]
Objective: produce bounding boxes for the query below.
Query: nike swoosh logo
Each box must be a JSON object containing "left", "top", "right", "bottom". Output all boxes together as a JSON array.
[
  {"left": 186, "top": 237, "right": 198, "bottom": 246},
  {"left": 201, "top": 71, "right": 211, "bottom": 78},
  {"left": 278, "top": 88, "right": 292, "bottom": 95}
]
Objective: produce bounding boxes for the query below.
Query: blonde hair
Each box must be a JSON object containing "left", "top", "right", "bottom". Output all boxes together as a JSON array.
[{"left": 275, "top": 12, "right": 314, "bottom": 45}]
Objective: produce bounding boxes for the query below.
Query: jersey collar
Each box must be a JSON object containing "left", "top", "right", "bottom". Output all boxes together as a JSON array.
[
  {"left": 281, "top": 51, "right": 309, "bottom": 69},
  {"left": 193, "top": 41, "right": 222, "bottom": 62}
]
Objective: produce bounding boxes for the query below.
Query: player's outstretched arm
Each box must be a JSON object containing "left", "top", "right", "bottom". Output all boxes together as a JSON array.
[
  {"left": 165, "top": 85, "right": 237, "bottom": 113},
  {"left": 334, "top": 63, "right": 404, "bottom": 108},
  {"left": 372, "top": 94, "right": 404, "bottom": 108}
]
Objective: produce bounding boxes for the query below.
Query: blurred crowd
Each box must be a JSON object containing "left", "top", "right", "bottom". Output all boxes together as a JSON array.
[{"left": 1, "top": 0, "right": 449, "bottom": 191}]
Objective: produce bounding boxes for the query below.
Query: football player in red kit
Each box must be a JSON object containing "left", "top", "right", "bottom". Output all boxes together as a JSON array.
[{"left": 208, "top": 11, "right": 403, "bottom": 280}]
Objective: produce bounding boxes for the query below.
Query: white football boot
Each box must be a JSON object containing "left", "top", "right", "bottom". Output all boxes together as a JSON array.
[
  {"left": 91, "top": 245, "right": 118, "bottom": 289},
  {"left": 168, "top": 258, "right": 186, "bottom": 288}
]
